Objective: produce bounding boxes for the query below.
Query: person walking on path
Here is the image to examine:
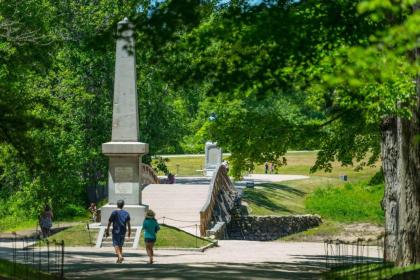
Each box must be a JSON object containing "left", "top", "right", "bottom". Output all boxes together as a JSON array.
[
  {"left": 40, "top": 205, "right": 53, "bottom": 238},
  {"left": 264, "top": 162, "right": 269, "bottom": 174},
  {"left": 142, "top": 210, "right": 160, "bottom": 264},
  {"left": 106, "top": 200, "right": 131, "bottom": 264},
  {"left": 270, "top": 162, "right": 275, "bottom": 174}
]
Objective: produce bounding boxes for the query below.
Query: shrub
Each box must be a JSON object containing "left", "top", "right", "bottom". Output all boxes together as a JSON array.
[{"left": 56, "top": 204, "right": 86, "bottom": 218}]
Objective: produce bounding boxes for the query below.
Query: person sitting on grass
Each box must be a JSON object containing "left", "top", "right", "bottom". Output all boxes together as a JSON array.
[
  {"left": 142, "top": 209, "right": 160, "bottom": 264},
  {"left": 106, "top": 199, "right": 131, "bottom": 264}
]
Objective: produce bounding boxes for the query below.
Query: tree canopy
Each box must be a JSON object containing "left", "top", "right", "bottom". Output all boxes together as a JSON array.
[{"left": 1, "top": 0, "right": 419, "bottom": 265}]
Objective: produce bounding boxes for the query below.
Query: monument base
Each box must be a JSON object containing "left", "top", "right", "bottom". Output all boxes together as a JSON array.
[{"left": 100, "top": 204, "right": 148, "bottom": 227}]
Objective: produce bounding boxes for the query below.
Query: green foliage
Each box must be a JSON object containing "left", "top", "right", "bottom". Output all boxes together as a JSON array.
[
  {"left": 152, "top": 157, "right": 170, "bottom": 175},
  {"left": 143, "top": 0, "right": 393, "bottom": 176},
  {"left": 1, "top": 0, "right": 418, "bottom": 237},
  {"left": 56, "top": 204, "right": 87, "bottom": 218},
  {"left": 305, "top": 183, "right": 384, "bottom": 224},
  {"left": 368, "top": 169, "right": 384, "bottom": 186},
  {"left": 0, "top": 0, "right": 205, "bottom": 223}
]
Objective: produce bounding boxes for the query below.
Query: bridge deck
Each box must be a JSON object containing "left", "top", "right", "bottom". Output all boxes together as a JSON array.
[{"left": 142, "top": 184, "right": 210, "bottom": 236}]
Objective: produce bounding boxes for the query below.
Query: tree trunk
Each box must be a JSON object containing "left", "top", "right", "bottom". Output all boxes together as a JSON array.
[{"left": 381, "top": 76, "right": 420, "bottom": 266}]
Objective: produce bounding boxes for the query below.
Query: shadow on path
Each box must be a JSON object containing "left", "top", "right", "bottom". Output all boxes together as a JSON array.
[
  {"left": 260, "top": 183, "right": 306, "bottom": 197},
  {"left": 242, "top": 191, "right": 292, "bottom": 213},
  {"left": 65, "top": 260, "right": 327, "bottom": 280}
]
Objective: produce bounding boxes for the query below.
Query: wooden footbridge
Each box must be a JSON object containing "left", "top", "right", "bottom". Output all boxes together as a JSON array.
[{"left": 142, "top": 165, "right": 238, "bottom": 237}]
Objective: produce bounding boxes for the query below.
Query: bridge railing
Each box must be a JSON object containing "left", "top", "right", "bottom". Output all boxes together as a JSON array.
[
  {"left": 199, "top": 165, "right": 237, "bottom": 236},
  {"left": 140, "top": 163, "right": 160, "bottom": 185}
]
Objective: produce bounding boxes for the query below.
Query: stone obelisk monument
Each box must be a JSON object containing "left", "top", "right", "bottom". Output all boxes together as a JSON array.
[{"left": 100, "top": 18, "right": 148, "bottom": 227}]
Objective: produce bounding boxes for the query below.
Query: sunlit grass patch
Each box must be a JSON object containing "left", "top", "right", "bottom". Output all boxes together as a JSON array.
[
  {"left": 305, "top": 183, "right": 384, "bottom": 224},
  {"left": 324, "top": 263, "right": 420, "bottom": 280}
]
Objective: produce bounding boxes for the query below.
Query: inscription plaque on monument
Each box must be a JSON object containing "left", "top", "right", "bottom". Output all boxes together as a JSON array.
[
  {"left": 115, "top": 182, "right": 133, "bottom": 194},
  {"left": 208, "top": 148, "right": 220, "bottom": 168},
  {"left": 115, "top": 167, "right": 133, "bottom": 181}
]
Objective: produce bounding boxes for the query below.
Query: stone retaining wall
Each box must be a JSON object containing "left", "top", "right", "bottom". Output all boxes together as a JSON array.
[{"left": 227, "top": 215, "right": 322, "bottom": 241}]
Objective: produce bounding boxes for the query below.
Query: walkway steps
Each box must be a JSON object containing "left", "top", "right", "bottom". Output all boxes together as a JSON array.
[{"left": 95, "top": 226, "right": 142, "bottom": 249}]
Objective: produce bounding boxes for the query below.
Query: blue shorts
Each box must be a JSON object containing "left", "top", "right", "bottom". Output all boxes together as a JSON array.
[
  {"left": 144, "top": 238, "right": 156, "bottom": 243},
  {"left": 112, "top": 234, "right": 125, "bottom": 247}
]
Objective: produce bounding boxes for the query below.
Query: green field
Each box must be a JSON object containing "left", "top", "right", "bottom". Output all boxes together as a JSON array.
[
  {"left": 43, "top": 224, "right": 211, "bottom": 249},
  {"left": 306, "top": 183, "right": 384, "bottom": 224},
  {"left": 162, "top": 151, "right": 380, "bottom": 182},
  {"left": 242, "top": 177, "right": 346, "bottom": 216}
]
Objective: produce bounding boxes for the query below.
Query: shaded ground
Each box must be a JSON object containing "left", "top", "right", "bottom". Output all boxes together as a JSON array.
[
  {"left": 65, "top": 261, "right": 325, "bottom": 280},
  {"left": 56, "top": 241, "right": 381, "bottom": 279},
  {"left": 62, "top": 241, "right": 329, "bottom": 279}
]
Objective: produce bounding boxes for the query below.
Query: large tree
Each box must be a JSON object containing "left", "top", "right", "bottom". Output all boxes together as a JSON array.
[
  {"left": 145, "top": 0, "right": 419, "bottom": 265},
  {"left": 314, "top": 0, "right": 420, "bottom": 266}
]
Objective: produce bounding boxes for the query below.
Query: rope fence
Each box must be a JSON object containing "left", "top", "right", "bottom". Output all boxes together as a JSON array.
[{"left": 155, "top": 216, "right": 202, "bottom": 248}]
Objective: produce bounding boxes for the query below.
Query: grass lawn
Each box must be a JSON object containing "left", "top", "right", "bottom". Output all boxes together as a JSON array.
[
  {"left": 0, "top": 217, "right": 39, "bottom": 233},
  {"left": 0, "top": 212, "right": 92, "bottom": 234},
  {"left": 163, "top": 151, "right": 380, "bottom": 183},
  {"left": 240, "top": 155, "right": 383, "bottom": 241},
  {"left": 0, "top": 259, "right": 59, "bottom": 280},
  {"left": 140, "top": 224, "right": 211, "bottom": 248},
  {"left": 161, "top": 155, "right": 206, "bottom": 176},
  {"left": 43, "top": 224, "right": 97, "bottom": 246},
  {"left": 324, "top": 263, "right": 420, "bottom": 280},
  {"left": 242, "top": 177, "right": 346, "bottom": 216},
  {"left": 43, "top": 224, "right": 211, "bottom": 249},
  {"left": 305, "top": 183, "right": 384, "bottom": 224}
]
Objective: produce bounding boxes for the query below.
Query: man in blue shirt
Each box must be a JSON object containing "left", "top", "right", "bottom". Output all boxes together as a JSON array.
[{"left": 106, "top": 200, "right": 131, "bottom": 263}]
